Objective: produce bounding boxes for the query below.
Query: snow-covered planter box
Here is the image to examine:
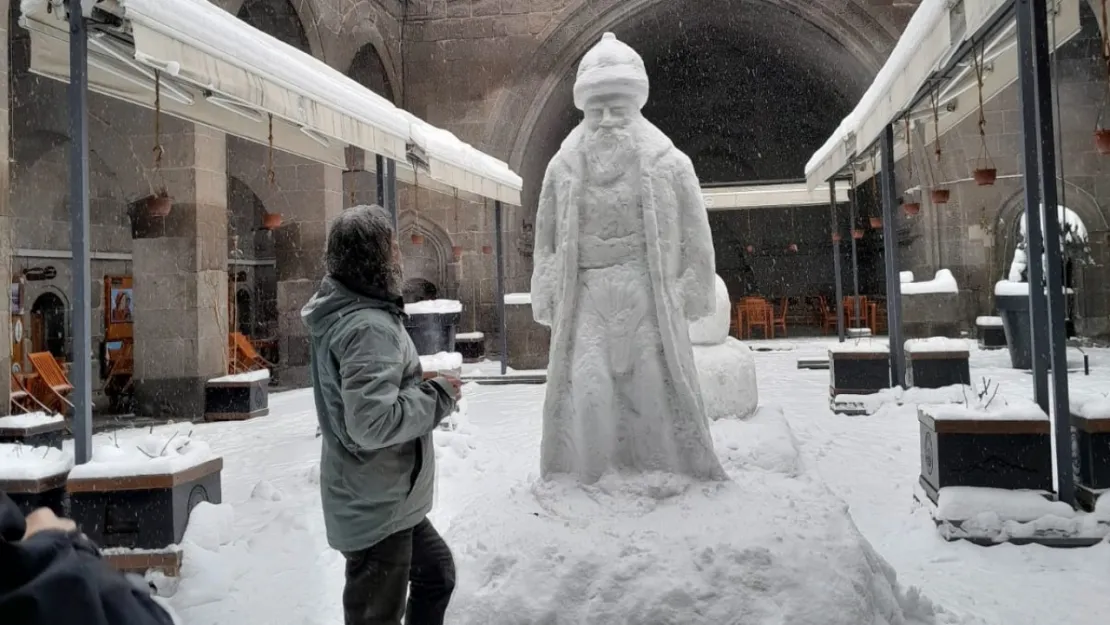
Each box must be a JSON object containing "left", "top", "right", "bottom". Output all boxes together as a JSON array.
[
  {"left": 503, "top": 293, "right": 551, "bottom": 370},
  {"left": 0, "top": 412, "right": 66, "bottom": 449},
  {"left": 918, "top": 393, "right": 1052, "bottom": 504},
  {"left": 901, "top": 270, "right": 963, "bottom": 339},
  {"left": 0, "top": 443, "right": 73, "bottom": 516},
  {"left": 455, "top": 331, "right": 485, "bottom": 362},
  {"left": 905, "top": 338, "right": 970, "bottom": 389},
  {"left": 403, "top": 299, "right": 462, "bottom": 356},
  {"left": 67, "top": 433, "right": 223, "bottom": 551},
  {"left": 828, "top": 341, "right": 890, "bottom": 405},
  {"left": 976, "top": 316, "right": 1006, "bottom": 350},
  {"left": 204, "top": 370, "right": 270, "bottom": 422},
  {"left": 994, "top": 281, "right": 1033, "bottom": 370},
  {"left": 1071, "top": 395, "right": 1110, "bottom": 504}
]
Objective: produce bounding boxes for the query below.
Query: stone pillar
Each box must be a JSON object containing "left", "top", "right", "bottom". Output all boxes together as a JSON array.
[
  {"left": 132, "top": 124, "right": 228, "bottom": 419},
  {"left": 0, "top": 0, "right": 12, "bottom": 415},
  {"left": 275, "top": 164, "right": 343, "bottom": 387}
]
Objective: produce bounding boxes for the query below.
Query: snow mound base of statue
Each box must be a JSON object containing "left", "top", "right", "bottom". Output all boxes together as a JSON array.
[
  {"left": 690, "top": 275, "right": 758, "bottom": 420},
  {"left": 446, "top": 412, "right": 953, "bottom": 625}
]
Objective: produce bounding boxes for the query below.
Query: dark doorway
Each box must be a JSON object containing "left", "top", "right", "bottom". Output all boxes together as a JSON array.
[
  {"left": 236, "top": 289, "right": 253, "bottom": 336},
  {"left": 30, "top": 292, "right": 66, "bottom": 358}
]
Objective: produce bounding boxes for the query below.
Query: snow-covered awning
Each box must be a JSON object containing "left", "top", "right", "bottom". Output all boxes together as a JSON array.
[
  {"left": 702, "top": 181, "right": 850, "bottom": 211},
  {"left": 20, "top": 0, "right": 522, "bottom": 205},
  {"left": 805, "top": 0, "right": 1081, "bottom": 190}
]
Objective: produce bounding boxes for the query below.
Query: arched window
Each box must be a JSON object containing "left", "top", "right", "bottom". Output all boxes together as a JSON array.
[{"left": 30, "top": 292, "right": 67, "bottom": 358}]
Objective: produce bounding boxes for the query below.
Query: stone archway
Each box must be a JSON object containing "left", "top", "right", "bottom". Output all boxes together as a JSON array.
[
  {"left": 30, "top": 291, "right": 67, "bottom": 358},
  {"left": 993, "top": 183, "right": 1110, "bottom": 335},
  {"left": 398, "top": 214, "right": 453, "bottom": 297},
  {"left": 347, "top": 42, "right": 397, "bottom": 105}
]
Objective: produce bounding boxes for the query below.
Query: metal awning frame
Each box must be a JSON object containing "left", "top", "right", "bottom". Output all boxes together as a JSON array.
[{"left": 702, "top": 181, "right": 852, "bottom": 210}]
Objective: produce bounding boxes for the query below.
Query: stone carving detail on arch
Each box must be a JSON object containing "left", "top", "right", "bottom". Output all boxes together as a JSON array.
[{"left": 398, "top": 214, "right": 455, "bottom": 295}]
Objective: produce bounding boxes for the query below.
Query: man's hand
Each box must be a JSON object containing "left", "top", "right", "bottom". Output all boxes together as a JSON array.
[
  {"left": 439, "top": 375, "right": 463, "bottom": 400},
  {"left": 23, "top": 507, "right": 77, "bottom": 540}
]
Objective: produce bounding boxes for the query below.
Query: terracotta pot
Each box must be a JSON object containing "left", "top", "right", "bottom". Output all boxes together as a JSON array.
[
  {"left": 411, "top": 233, "right": 425, "bottom": 245},
  {"left": 851, "top": 229, "right": 865, "bottom": 240},
  {"left": 144, "top": 192, "right": 173, "bottom": 218},
  {"left": 745, "top": 245, "right": 754, "bottom": 254},
  {"left": 1095, "top": 128, "right": 1110, "bottom": 154},
  {"left": 869, "top": 217, "right": 882, "bottom": 229},
  {"left": 452, "top": 245, "right": 463, "bottom": 260},
  {"left": 831, "top": 233, "right": 842, "bottom": 243},
  {"left": 786, "top": 243, "right": 798, "bottom": 253},
  {"left": 261, "top": 212, "right": 283, "bottom": 230},
  {"left": 973, "top": 168, "right": 997, "bottom": 186},
  {"left": 930, "top": 188, "right": 950, "bottom": 204},
  {"left": 903, "top": 202, "right": 921, "bottom": 216},
  {"left": 481, "top": 244, "right": 493, "bottom": 255}
]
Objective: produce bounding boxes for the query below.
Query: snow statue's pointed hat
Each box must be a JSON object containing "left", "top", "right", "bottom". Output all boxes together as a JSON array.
[{"left": 573, "top": 32, "right": 649, "bottom": 111}]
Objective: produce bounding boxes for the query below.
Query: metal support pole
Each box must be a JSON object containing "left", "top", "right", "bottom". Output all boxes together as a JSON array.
[
  {"left": 1024, "top": 0, "right": 1073, "bottom": 505},
  {"left": 385, "top": 158, "right": 398, "bottom": 232},
  {"left": 375, "top": 154, "right": 386, "bottom": 207},
  {"left": 848, "top": 179, "right": 862, "bottom": 329},
  {"left": 879, "top": 125, "right": 906, "bottom": 387},
  {"left": 68, "top": 2, "right": 93, "bottom": 465},
  {"left": 493, "top": 201, "right": 508, "bottom": 375},
  {"left": 1016, "top": 0, "right": 1051, "bottom": 412},
  {"left": 829, "top": 182, "right": 845, "bottom": 342}
]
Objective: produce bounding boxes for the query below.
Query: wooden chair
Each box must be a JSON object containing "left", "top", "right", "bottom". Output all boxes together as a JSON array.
[
  {"left": 27, "top": 352, "right": 74, "bottom": 415},
  {"left": 738, "top": 300, "right": 772, "bottom": 339},
  {"left": 228, "top": 332, "right": 274, "bottom": 374},
  {"left": 103, "top": 341, "right": 135, "bottom": 411},
  {"left": 772, "top": 297, "right": 790, "bottom": 338},
  {"left": 843, "top": 296, "right": 871, "bottom": 329},
  {"left": 817, "top": 295, "right": 839, "bottom": 335}
]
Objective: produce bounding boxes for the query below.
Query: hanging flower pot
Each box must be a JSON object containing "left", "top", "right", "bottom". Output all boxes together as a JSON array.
[
  {"left": 786, "top": 243, "right": 798, "bottom": 253},
  {"left": 831, "top": 233, "right": 842, "bottom": 243},
  {"left": 973, "top": 168, "right": 997, "bottom": 186},
  {"left": 930, "top": 189, "right": 950, "bottom": 204},
  {"left": 851, "top": 229, "right": 865, "bottom": 240},
  {"left": 903, "top": 201, "right": 921, "bottom": 217},
  {"left": 452, "top": 245, "right": 463, "bottom": 261},
  {"left": 481, "top": 244, "right": 493, "bottom": 255},
  {"left": 745, "top": 245, "right": 754, "bottom": 254},
  {"left": 1095, "top": 128, "right": 1110, "bottom": 154},
  {"left": 143, "top": 191, "right": 173, "bottom": 218},
  {"left": 411, "top": 233, "right": 425, "bottom": 245},
  {"left": 261, "top": 212, "right": 283, "bottom": 230},
  {"left": 869, "top": 217, "right": 883, "bottom": 229}
]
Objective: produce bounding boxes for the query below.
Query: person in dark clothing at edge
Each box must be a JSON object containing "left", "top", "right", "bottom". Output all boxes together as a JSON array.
[
  {"left": 302, "top": 204, "right": 462, "bottom": 625},
  {"left": 0, "top": 493, "right": 176, "bottom": 625}
]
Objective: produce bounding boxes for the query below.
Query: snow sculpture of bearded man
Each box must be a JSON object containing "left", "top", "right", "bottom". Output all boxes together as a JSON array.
[{"left": 531, "top": 32, "right": 726, "bottom": 483}]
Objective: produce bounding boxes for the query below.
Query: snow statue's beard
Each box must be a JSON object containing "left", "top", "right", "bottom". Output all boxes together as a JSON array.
[{"left": 584, "top": 123, "right": 637, "bottom": 185}]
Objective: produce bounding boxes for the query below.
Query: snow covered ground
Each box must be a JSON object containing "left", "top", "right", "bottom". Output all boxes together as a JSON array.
[{"left": 147, "top": 338, "right": 1108, "bottom": 624}]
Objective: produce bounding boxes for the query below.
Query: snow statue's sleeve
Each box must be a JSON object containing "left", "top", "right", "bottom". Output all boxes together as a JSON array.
[
  {"left": 530, "top": 160, "right": 559, "bottom": 327},
  {"left": 334, "top": 323, "right": 456, "bottom": 451},
  {"left": 674, "top": 154, "right": 716, "bottom": 321}
]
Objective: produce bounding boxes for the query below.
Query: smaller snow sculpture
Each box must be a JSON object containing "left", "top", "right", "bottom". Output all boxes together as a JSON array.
[
  {"left": 690, "top": 275, "right": 758, "bottom": 421},
  {"left": 1006, "top": 205, "right": 1092, "bottom": 284}
]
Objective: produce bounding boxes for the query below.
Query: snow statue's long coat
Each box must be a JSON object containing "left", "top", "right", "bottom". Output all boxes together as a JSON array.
[{"left": 531, "top": 120, "right": 726, "bottom": 482}]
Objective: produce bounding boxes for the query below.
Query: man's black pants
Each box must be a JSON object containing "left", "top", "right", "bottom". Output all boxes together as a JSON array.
[{"left": 342, "top": 518, "right": 456, "bottom": 625}]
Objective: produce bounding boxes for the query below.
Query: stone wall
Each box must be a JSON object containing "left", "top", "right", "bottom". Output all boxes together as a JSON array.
[
  {"left": 1, "top": 0, "right": 10, "bottom": 414},
  {"left": 504, "top": 302, "right": 550, "bottom": 370}
]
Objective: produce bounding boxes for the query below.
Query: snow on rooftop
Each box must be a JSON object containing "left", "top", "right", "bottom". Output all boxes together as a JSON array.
[
  {"left": 901, "top": 269, "right": 958, "bottom": 295},
  {"left": 805, "top": 0, "right": 948, "bottom": 177}
]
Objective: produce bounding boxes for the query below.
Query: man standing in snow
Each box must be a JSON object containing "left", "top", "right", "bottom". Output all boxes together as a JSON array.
[
  {"left": 531, "top": 32, "right": 726, "bottom": 483},
  {"left": 302, "top": 205, "right": 462, "bottom": 625}
]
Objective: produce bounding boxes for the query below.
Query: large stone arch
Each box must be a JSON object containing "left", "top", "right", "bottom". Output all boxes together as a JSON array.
[
  {"left": 992, "top": 182, "right": 1110, "bottom": 334},
  {"left": 483, "top": 0, "right": 902, "bottom": 172},
  {"left": 345, "top": 41, "right": 400, "bottom": 106}
]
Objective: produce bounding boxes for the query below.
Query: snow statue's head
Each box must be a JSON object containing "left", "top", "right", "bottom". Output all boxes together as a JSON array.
[
  {"left": 325, "top": 204, "right": 404, "bottom": 299},
  {"left": 574, "top": 32, "right": 648, "bottom": 126}
]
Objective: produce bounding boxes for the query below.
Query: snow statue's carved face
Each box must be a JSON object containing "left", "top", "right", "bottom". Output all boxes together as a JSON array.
[{"left": 529, "top": 32, "right": 726, "bottom": 484}]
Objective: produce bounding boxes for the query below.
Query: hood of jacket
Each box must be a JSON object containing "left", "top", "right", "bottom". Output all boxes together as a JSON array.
[{"left": 301, "top": 275, "right": 404, "bottom": 338}]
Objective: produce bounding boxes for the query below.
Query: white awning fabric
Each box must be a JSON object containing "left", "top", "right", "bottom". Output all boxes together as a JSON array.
[
  {"left": 20, "top": 0, "right": 522, "bottom": 205},
  {"left": 702, "top": 182, "right": 850, "bottom": 211},
  {"left": 806, "top": 0, "right": 1080, "bottom": 190}
]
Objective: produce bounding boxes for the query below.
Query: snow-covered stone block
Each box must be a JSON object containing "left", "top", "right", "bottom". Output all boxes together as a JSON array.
[
  {"left": 0, "top": 442, "right": 73, "bottom": 516},
  {"left": 0, "top": 412, "right": 66, "bottom": 449},
  {"left": 918, "top": 399, "right": 1052, "bottom": 504},
  {"left": 206, "top": 371, "right": 270, "bottom": 422},
  {"left": 904, "top": 338, "right": 970, "bottom": 390},
  {"left": 1071, "top": 395, "right": 1110, "bottom": 495},
  {"left": 829, "top": 340, "right": 890, "bottom": 402},
  {"left": 688, "top": 275, "right": 731, "bottom": 346},
  {"left": 693, "top": 338, "right": 757, "bottom": 421},
  {"left": 976, "top": 316, "right": 1006, "bottom": 350}
]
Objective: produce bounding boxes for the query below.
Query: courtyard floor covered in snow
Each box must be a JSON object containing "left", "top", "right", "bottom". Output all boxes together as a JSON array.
[{"left": 150, "top": 339, "right": 1107, "bottom": 625}]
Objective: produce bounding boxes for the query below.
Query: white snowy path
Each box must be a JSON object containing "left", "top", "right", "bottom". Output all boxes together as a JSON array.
[{"left": 165, "top": 341, "right": 1110, "bottom": 625}]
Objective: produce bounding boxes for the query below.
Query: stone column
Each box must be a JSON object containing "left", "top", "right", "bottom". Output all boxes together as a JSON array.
[
  {"left": 274, "top": 164, "right": 343, "bottom": 387},
  {"left": 132, "top": 124, "right": 228, "bottom": 419},
  {"left": 0, "top": 0, "right": 12, "bottom": 415}
]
